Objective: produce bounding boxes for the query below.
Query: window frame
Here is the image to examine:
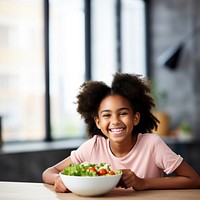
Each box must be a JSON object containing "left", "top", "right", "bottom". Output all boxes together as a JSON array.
[
  {"left": 43, "top": 0, "right": 149, "bottom": 141},
  {"left": 0, "top": 0, "right": 148, "bottom": 143}
]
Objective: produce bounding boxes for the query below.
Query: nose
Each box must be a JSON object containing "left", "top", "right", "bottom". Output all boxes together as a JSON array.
[{"left": 111, "top": 115, "right": 120, "bottom": 125}]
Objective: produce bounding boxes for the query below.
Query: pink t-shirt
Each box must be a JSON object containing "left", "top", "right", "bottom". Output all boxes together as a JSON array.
[{"left": 70, "top": 133, "right": 183, "bottom": 178}]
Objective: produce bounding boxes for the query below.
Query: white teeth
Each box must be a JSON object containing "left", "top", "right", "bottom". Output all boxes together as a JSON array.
[{"left": 110, "top": 128, "right": 123, "bottom": 133}]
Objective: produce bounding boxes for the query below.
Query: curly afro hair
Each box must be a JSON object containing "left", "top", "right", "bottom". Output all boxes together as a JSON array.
[{"left": 76, "top": 72, "right": 159, "bottom": 138}]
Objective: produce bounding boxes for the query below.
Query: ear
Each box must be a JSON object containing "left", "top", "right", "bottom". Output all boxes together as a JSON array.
[
  {"left": 134, "top": 112, "right": 140, "bottom": 125},
  {"left": 94, "top": 116, "right": 101, "bottom": 129}
]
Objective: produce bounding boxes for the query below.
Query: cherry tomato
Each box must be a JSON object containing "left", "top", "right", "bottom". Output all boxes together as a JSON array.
[
  {"left": 107, "top": 171, "right": 115, "bottom": 175},
  {"left": 98, "top": 168, "right": 108, "bottom": 176},
  {"left": 87, "top": 167, "right": 97, "bottom": 173}
]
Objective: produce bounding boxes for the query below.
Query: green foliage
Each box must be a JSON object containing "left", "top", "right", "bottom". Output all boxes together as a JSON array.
[
  {"left": 179, "top": 122, "right": 192, "bottom": 133},
  {"left": 151, "top": 78, "right": 168, "bottom": 110}
]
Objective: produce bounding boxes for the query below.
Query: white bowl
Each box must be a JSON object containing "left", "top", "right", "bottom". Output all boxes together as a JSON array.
[{"left": 59, "top": 172, "right": 122, "bottom": 196}]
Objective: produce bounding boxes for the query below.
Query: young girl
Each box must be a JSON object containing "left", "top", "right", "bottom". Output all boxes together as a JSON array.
[{"left": 42, "top": 72, "right": 200, "bottom": 192}]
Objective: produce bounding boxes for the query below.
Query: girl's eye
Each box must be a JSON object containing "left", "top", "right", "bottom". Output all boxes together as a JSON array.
[
  {"left": 102, "top": 114, "right": 111, "bottom": 118},
  {"left": 120, "top": 112, "right": 127, "bottom": 116}
]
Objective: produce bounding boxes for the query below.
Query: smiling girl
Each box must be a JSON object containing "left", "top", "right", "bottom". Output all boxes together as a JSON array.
[{"left": 42, "top": 72, "right": 200, "bottom": 192}]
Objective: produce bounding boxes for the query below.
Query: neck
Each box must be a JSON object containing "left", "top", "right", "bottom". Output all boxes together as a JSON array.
[{"left": 109, "top": 134, "right": 138, "bottom": 158}]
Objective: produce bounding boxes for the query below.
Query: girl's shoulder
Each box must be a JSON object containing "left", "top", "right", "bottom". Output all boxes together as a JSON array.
[
  {"left": 71, "top": 135, "right": 107, "bottom": 158},
  {"left": 137, "top": 133, "right": 164, "bottom": 145},
  {"left": 138, "top": 132, "right": 160, "bottom": 139},
  {"left": 136, "top": 133, "right": 168, "bottom": 157},
  {"left": 85, "top": 135, "right": 107, "bottom": 146}
]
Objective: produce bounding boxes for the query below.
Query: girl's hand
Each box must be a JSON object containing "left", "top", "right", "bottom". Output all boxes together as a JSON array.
[
  {"left": 117, "top": 169, "right": 145, "bottom": 191},
  {"left": 54, "top": 176, "right": 70, "bottom": 193}
]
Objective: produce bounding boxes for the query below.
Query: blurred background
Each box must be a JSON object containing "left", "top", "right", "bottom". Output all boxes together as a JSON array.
[{"left": 0, "top": 0, "right": 200, "bottom": 182}]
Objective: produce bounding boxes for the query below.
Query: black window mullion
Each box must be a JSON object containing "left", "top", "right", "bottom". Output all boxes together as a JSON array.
[
  {"left": 85, "top": 0, "right": 91, "bottom": 81},
  {"left": 44, "top": 0, "right": 51, "bottom": 141},
  {"left": 144, "top": 0, "right": 151, "bottom": 77},
  {"left": 116, "top": 0, "right": 122, "bottom": 72}
]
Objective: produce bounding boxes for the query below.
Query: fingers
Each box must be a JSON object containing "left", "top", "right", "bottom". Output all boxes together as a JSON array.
[
  {"left": 117, "top": 169, "right": 132, "bottom": 189},
  {"left": 117, "top": 178, "right": 128, "bottom": 189},
  {"left": 54, "top": 184, "right": 68, "bottom": 193},
  {"left": 54, "top": 176, "right": 70, "bottom": 193},
  {"left": 118, "top": 169, "right": 139, "bottom": 189},
  {"left": 122, "top": 170, "right": 136, "bottom": 188}
]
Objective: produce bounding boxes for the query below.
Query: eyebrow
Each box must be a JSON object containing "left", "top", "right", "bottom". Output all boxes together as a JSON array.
[{"left": 100, "top": 107, "right": 129, "bottom": 114}]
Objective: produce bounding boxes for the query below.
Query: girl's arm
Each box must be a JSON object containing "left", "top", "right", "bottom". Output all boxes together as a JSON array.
[
  {"left": 144, "top": 161, "right": 200, "bottom": 189},
  {"left": 42, "top": 156, "right": 73, "bottom": 192},
  {"left": 120, "top": 160, "right": 200, "bottom": 190}
]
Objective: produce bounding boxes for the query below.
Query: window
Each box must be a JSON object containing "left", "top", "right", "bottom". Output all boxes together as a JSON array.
[
  {"left": 49, "top": 0, "right": 85, "bottom": 139},
  {"left": 91, "top": 0, "right": 117, "bottom": 85},
  {"left": 0, "top": 0, "right": 45, "bottom": 141},
  {"left": 91, "top": 0, "right": 147, "bottom": 85},
  {"left": 0, "top": 0, "right": 147, "bottom": 142},
  {"left": 121, "top": 0, "right": 147, "bottom": 75}
]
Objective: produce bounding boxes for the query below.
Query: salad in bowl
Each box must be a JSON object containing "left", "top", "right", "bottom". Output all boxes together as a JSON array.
[{"left": 60, "top": 162, "right": 122, "bottom": 196}]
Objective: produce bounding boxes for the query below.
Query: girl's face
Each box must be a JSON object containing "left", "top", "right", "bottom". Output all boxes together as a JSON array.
[{"left": 94, "top": 94, "right": 140, "bottom": 143}]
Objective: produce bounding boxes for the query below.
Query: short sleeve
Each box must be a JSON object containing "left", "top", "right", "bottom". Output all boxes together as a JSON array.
[
  {"left": 152, "top": 134, "right": 183, "bottom": 174},
  {"left": 70, "top": 135, "right": 97, "bottom": 164}
]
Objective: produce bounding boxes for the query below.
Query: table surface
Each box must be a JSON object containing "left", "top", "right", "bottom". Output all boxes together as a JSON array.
[{"left": 0, "top": 181, "right": 200, "bottom": 200}]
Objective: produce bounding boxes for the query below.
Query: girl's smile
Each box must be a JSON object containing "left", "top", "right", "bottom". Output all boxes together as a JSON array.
[
  {"left": 94, "top": 94, "right": 140, "bottom": 147},
  {"left": 108, "top": 127, "right": 126, "bottom": 138}
]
